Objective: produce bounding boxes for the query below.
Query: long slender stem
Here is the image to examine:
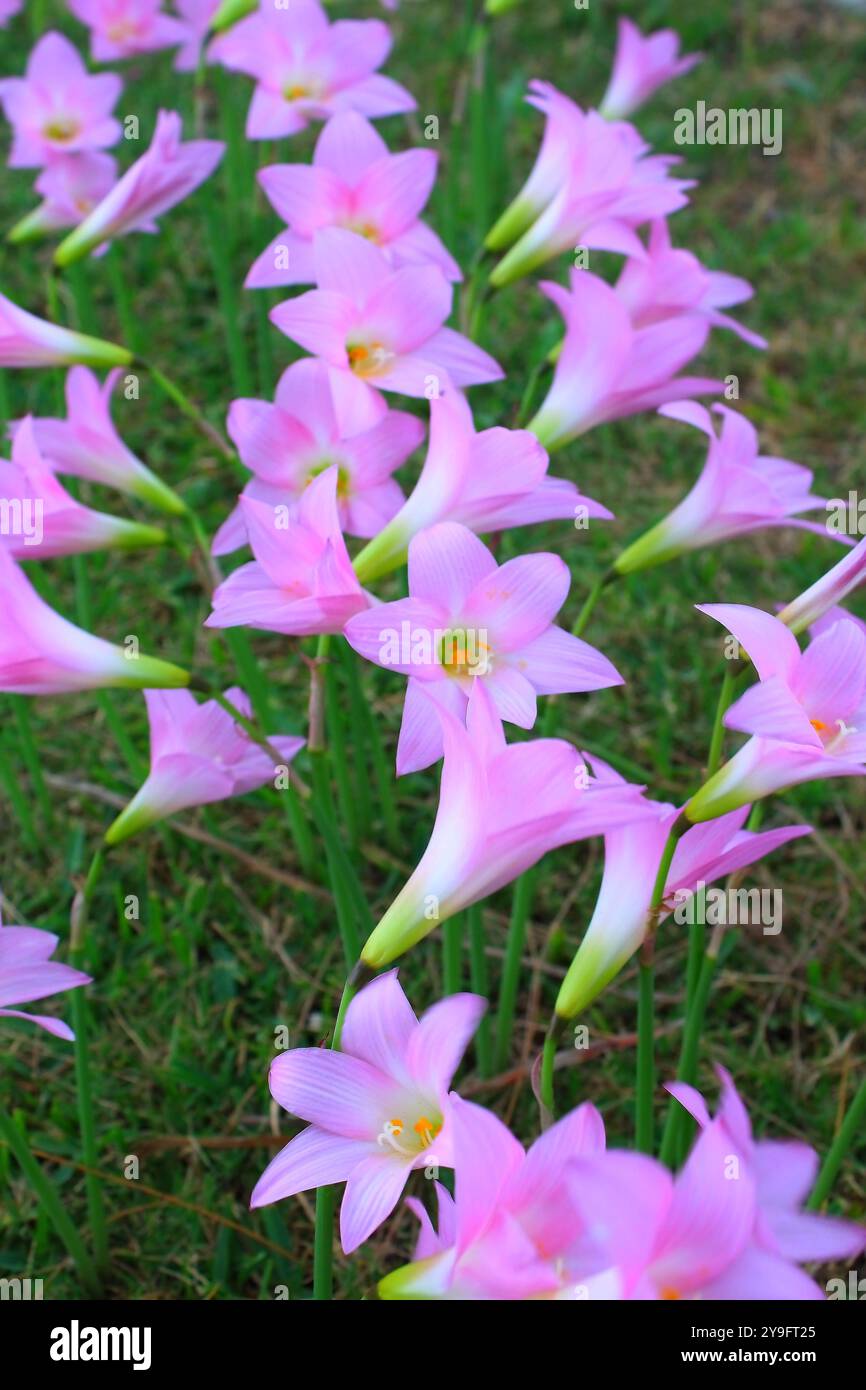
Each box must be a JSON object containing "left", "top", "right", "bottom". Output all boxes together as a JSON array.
[
  {"left": 706, "top": 666, "right": 736, "bottom": 778},
  {"left": 635, "top": 822, "right": 685, "bottom": 1153},
  {"left": 807, "top": 1074, "right": 866, "bottom": 1211},
  {"left": 573, "top": 570, "right": 616, "bottom": 639},
  {"left": 467, "top": 904, "right": 492, "bottom": 1076},
  {"left": 69, "top": 846, "right": 109, "bottom": 1277},
  {"left": 494, "top": 868, "right": 536, "bottom": 1072},
  {"left": 139, "top": 359, "right": 236, "bottom": 462},
  {"left": 443, "top": 914, "right": 463, "bottom": 996},
  {"left": 313, "top": 979, "right": 356, "bottom": 1300}
]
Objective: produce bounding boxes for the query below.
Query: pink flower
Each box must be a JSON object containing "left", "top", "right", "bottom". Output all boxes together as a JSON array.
[
  {"left": 0, "top": 548, "right": 189, "bottom": 694},
  {"left": 614, "top": 401, "right": 833, "bottom": 575},
  {"left": 270, "top": 228, "right": 502, "bottom": 398},
  {"left": 359, "top": 681, "right": 655, "bottom": 969},
  {"left": 250, "top": 970, "right": 486, "bottom": 1255},
  {"left": 0, "top": 290, "right": 131, "bottom": 370},
  {"left": 105, "top": 687, "right": 304, "bottom": 844},
  {"left": 615, "top": 219, "right": 767, "bottom": 348},
  {"left": 352, "top": 390, "right": 608, "bottom": 584},
  {"left": 8, "top": 152, "right": 118, "bottom": 243},
  {"left": 0, "top": 0, "right": 22, "bottom": 28},
  {"left": 212, "top": 358, "right": 423, "bottom": 553},
  {"left": 54, "top": 110, "right": 224, "bottom": 266},
  {"left": 205, "top": 465, "right": 369, "bottom": 638},
  {"left": 247, "top": 111, "right": 459, "bottom": 289},
  {"left": 685, "top": 605, "right": 866, "bottom": 822},
  {"left": 68, "top": 0, "right": 190, "bottom": 62},
  {"left": 599, "top": 18, "right": 702, "bottom": 121},
  {"left": 0, "top": 416, "right": 165, "bottom": 558},
  {"left": 555, "top": 756, "right": 811, "bottom": 1018},
  {"left": 0, "top": 31, "right": 122, "bottom": 169},
  {"left": 487, "top": 82, "right": 693, "bottom": 286},
  {"left": 173, "top": 0, "right": 221, "bottom": 72},
  {"left": 810, "top": 604, "right": 866, "bottom": 642},
  {"left": 779, "top": 535, "right": 866, "bottom": 635},
  {"left": 210, "top": 0, "right": 415, "bottom": 140},
  {"left": 528, "top": 268, "right": 723, "bottom": 452},
  {"left": 17, "top": 366, "right": 186, "bottom": 515},
  {"left": 0, "top": 912, "right": 91, "bottom": 1042},
  {"left": 345, "top": 521, "right": 623, "bottom": 774}
]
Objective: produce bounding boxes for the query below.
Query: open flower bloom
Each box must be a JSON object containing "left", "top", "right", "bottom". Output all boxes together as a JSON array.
[
  {"left": 16, "top": 366, "right": 186, "bottom": 515},
  {"left": 599, "top": 18, "right": 702, "bottom": 120},
  {"left": 614, "top": 219, "right": 767, "bottom": 348},
  {"left": 210, "top": 0, "right": 415, "bottom": 140},
  {"left": 359, "top": 682, "right": 655, "bottom": 970},
  {"left": 0, "top": 31, "right": 122, "bottom": 170},
  {"left": 68, "top": 0, "right": 190, "bottom": 62},
  {"left": 779, "top": 535, "right": 866, "bottom": 636},
  {"left": 0, "top": 290, "right": 131, "bottom": 370},
  {"left": 173, "top": 0, "right": 221, "bottom": 72},
  {"left": 54, "top": 110, "right": 224, "bottom": 266},
  {"left": 105, "top": 687, "right": 304, "bottom": 844},
  {"left": 8, "top": 152, "right": 118, "bottom": 243},
  {"left": 0, "top": 417, "right": 165, "bottom": 559},
  {"left": 555, "top": 757, "right": 811, "bottom": 1020},
  {"left": 614, "top": 401, "right": 833, "bottom": 575},
  {"left": 250, "top": 971, "right": 485, "bottom": 1254},
  {"left": 528, "top": 269, "right": 723, "bottom": 453},
  {"left": 247, "top": 111, "right": 459, "bottom": 289},
  {"left": 352, "top": 390, "right": 608, "bottom": 584},
  {"left": 271, "top": 228, "right": 502, "bottom": 399},
  {"left": 0, "top": 549, "right": 188, "bottom": 694},
  {"left": 345, "top": 521, "right": 623, "bottom": 774},
  {"left": 0, "top": 913, "right": 91, "bottom": 1042},
  {"left": 206, "top": 465, "right": 369, "bottom": 637},
  {"left": 685, "top": 605, "right": 866, "bottom": 823},
  {"left": 487, "top": 83, "right": 693, "bottom": 286},
  {"left": 212, "top": 358, "right": 423, "bottom": 553}
]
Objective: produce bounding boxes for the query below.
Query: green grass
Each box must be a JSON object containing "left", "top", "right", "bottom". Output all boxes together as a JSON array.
[{"left": 1, "top": 0, "right": 864, "bottom": 1299}]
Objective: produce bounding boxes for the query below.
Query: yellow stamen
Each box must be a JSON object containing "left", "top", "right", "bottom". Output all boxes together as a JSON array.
[{"left": 810, "top": 718, "right": 828, "bottom": 732}]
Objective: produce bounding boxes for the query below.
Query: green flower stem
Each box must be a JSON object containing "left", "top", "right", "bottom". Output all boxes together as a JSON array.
[
  {"left": 467, "top": 904, "right": 493, "bottom": 1076},
  {"left": 636, "top": 820, "right": 687, "bottom": 1154},
  {"left": 658, "top": 943, "right": 719, "bottom": 1168},
  {"left": 443, "top": 914, "right": 463, "bottom": 996},
  {"left": 69, "top": 845, "right": 109, "bottom": 1277},
  {"left": 573, "top": 569, "right": 616, "bottom": 640},
  {"left": 493, "top": 867, "right": 537, "bottom": 1072},
  {"left": 10, "top": 697, "right": 53, "bottom": 829},
  {"left": 313, "top": 979, "right": 356, "bottom": 1302},
  {"left": 540, "top": 1016, "right": 564, "bottom": 1119},
  {"left": 807, "top": 1074, "right": 866, "bottom": 1211},
  {"left": 138, "top": 359, "right": 237, "bottom": 463},
  {"left": 706, "top": 665, "right": 736, "bottom": 779}
]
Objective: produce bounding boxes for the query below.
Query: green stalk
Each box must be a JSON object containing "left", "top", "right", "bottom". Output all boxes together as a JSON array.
[
  {"left": 69, "top": 846, "right": 109, "bottom": 1277},
  {"left": 573, "top": 570, "right": 615, "bottom": 639},
  {"left": 807, "top": 1074, "right": 866, "bottom": 1212},
  {"left": 443, "top": 914, "right": 463, "bottom": 995},
  {"left": 10, "top": 698, "right": 53, "bottom": 828},
  {"left": 658, "top": 948, "right": 718, "bottom": 1167},
  {"left": 312, "top": 980, "right": 355, "bottom": 1301},
  {"left": 467, "top": 904, "right": 492, "bottom": 1076},
  {"left": 494, "top": 868, "right": 536, "bottom": 1072},
  {"left": 635, "top": 823, "right": 684, "bottom": 1153},
  {"left": 140, "top": 360, "right": 236, "bottom": 462},
  {"left": 706, "top": 666, "right": 736, "bottom": 778}
]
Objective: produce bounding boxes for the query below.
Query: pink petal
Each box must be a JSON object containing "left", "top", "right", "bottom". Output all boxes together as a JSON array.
[
  {"left": 340, "top": 969, "right": 418, "bottom": 1082},
  {"left": 340, "top": 1152, "right": 411, "bottom": 1253},
  {"left": 463, "top": 552, "right": 570, "bottom": 650},
  {"left": 408, "top": 523, "right": 497, "bottom": 613},
  {"left": 268, "top": 1048, "right": 398, "bottom": 1138},
  {"left": 406, "top": 993, "right": 486, "bottom": 1094},
  {"left": 697, "top": 603, "right": 801, "bottom": 683},
  {"left": 250, "top": 1125, "right": 370, "bottom": 1208}
]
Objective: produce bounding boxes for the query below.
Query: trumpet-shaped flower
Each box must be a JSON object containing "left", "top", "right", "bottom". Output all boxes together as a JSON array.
[
  {"left": 555, "top": 757, "right": 811, "bottom": 1019},
  {"left": 0, "top": 290, "right": 131, "bottom": 370},
  {"left": 779, "top": 535, "right": 866, "bottom": 636},
  {"left": 212, "top": 358, "right": 423, "bottom": 553},
  {"left": 0, "top": 913, "right": 90, "bottom": 1042},
  {"left": 685, "top": 605, "right": 866, "bottom": 823},
  {"left": 250, "top": 971, "right": 485, "bottom": 1254},
  {"left": 8, "top": 152, "right": 118, "bottom": 243},
  {"left": 352, "top": 390, "right": 609, "bottom": 584},
  {"left": 247, "top": 111, "right": 459, "bottom": 289},
  {"left": 0, "top": 31, "right": 122, "bottom": 169},
  {"left": 599, "top": 19, "right": 702, "bottom": 121},
  {"left": 0, "top": 549, "right": 188, "bottom": 694},
  {"left": 68, "top": 0, "right": 190, "bottom": 62},
  {"left": 210, "top": 0, "right": 415, "bottom": 140},
  {"left": 206, "top": 465, "right": 369, "bottom": 637},
  {"left": 614, "top": 401, "right": 832, "bottom": 575},
  {"left": 528, "top": 268, "right": 723, "bottom": 453},
  {"left": 105, "top": 687, "right": 304, "bottom": 844},
  {"left": 270, "top": 229, "right": 501, "bottom": 399},
  {"left": 345, "top": 522, "right": 623, "bottom": 774},
  {"left": 359, "top": 682, "right": 655, "bottom": 969},
  {"left": 0, "top": 417, "right": 166, "bottom": 559},
  {"left": 54, "top": 110, "right": 224, "bottom": 266}
]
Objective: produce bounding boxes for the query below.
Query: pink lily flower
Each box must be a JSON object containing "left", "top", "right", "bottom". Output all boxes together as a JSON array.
[
  {"left": 555, "top": 756, "right": 811, "bottom": 1019},
  {"left": 615, "top": 219, "right": 767, "bottom": 349},
  {"left": 345, "top": 521, "right": 623, "bottom": 774},
  {"left": 105, "top": 687, "right": 304, "bottom": 844},
  {"left": 0, "top": 911, "right": 91, "bottom": 1042},
  {"left": 0, "top": 0, "right": 22, "bottom": 27},
  {"left": 247, "top": 111, "right": 459, "bottom": 289},
  {"left": 0, "top": 416, "right": 165, "bottom": 559},
  {"left": 212, "top": 358, "right": 423, "bottom": 553},
  {"left": 614, "top": 401, "right": 833, "bottom": 575},
  {"left": 599, "top": 18, "right": 702, "bottom": 121},
  {"left": 0, "top": 290, "right": 132, "bottom": 370},
  {"left": 667, "top": 1067, "right": 865, "bottom": 1297},
  {"left": 250, "top": 970, "right": 486, "bottom": 1255},
  {"left": 352, "top": 390, "right": 609, "bottom": 584},
  {"left": 54, "top": 110, "right": 224, "bottom": 266},
  {"left": 0, "top": 31, "right": 122, "bottom": 170},
  {"left": 487, "top": 82, "right": 693, "bottom": 286},
  {"left": 0, "top": 549, "right": 188, "bottom": 694},
  {"left": 68, "top": 0, "right": 190, "bottom": 62},
  {"left": 358, "top": 681, "right": 655, "bottom": 970},
  {"left": 685, "top": 604, "right": 866, "bottom": 823},
  {"left": 270, "top": 228, "right": 502, "bottom": 399},
  {"left": 173, "top": 0, "right": 221, "bottom": 72},
  {"left": 779, "top": 535, "right": 866, "bottom": 635},
  {"left": 528, "top": 268, "right": 723, "bottom": 453},
  {"left": 209, "top": 0, "right": 415, "bottom": 141},
  {"left": 205, "top": 465, "right": 370, "bottom": 638},
  {"left": 8, "top": 152, "right": 118, "bottom": 244}
]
